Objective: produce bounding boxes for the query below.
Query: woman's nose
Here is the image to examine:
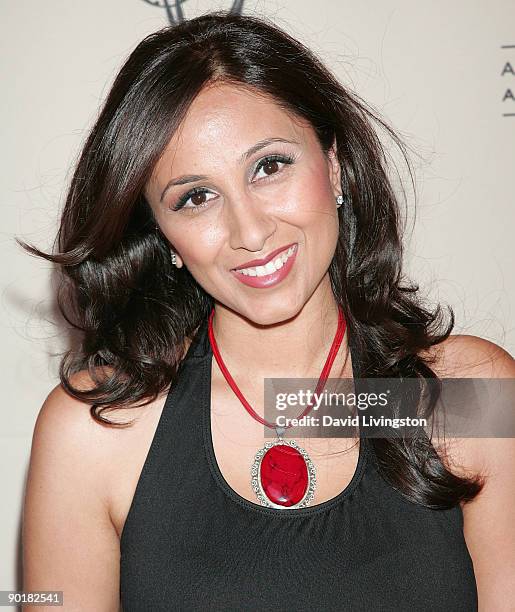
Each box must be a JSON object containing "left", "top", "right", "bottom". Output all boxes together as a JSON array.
[{"left": 224, "top": 192, "right": 277, "bottom": 252}]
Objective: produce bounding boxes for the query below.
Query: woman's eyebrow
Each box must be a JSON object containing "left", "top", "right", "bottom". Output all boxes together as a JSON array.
[
  {"left": 238, "top": 137, "right": 299, "bottom": 163},
  {"left": 159, "top": 137, "right": 299, "bottom": 202}
]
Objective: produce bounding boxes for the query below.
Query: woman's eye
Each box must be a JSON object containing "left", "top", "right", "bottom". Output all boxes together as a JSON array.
[
  {"left": 171, "top": 188, "right": 216, "bottom": 212},
  {"left": 253, "top": 154, "right": 295, "bottom": 181},
  {"left": 171, "top": 153, "right": 295, "bottom": 212}
]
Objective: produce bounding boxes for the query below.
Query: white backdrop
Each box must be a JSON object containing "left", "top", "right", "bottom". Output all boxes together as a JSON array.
[{"left": 1, "top": 0, "right": 514, "bottom": 599}]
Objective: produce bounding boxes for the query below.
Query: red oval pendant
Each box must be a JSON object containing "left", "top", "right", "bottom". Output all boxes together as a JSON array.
[{"left": 259, "top": 443, "right": 309, "bottom": 507}]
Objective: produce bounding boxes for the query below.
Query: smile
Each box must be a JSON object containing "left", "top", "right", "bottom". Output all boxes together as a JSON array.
[
  {"left": 230, "top": 244, "right": 298, "bottom": 289},
  {"left": 233, "top": 244, "right": 297, "bottom": 276}
]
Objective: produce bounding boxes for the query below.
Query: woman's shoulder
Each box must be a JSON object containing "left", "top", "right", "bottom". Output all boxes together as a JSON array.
[
  {"left": 420, "top": 334, "right": 515, "bottom": 486},
  {"left": 420, "top": 333, "right": 514, "bottom": 379},
  {"left": 34, "top": 368, "right": 118, "bottom": 461},
  {"left": 423, "top": 336, "right": 515, "bottom": 605},
  {"left": 31, "top": 368, "right": 167, "bottom": 527},
  {"left": 35, "top": 367, "right": 159, "bottom": 444},
  {"left": 24, "top": 368, "right": 153, "bottom": 605}
]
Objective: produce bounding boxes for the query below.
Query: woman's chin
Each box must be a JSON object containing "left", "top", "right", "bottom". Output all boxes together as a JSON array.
[{"left": 234, "top": 299, "right": 304, "bottom": 327}]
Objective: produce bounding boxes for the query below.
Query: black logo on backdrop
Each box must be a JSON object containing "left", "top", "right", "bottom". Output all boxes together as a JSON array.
[
  {"left": 140, "top": 0, "right": 245, "bottom": 24},
  {"left": 501, "top": 43, "right": 515, "bottom": 117}
]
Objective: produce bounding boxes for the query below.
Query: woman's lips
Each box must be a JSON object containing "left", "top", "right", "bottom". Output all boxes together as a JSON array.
[
  {"left": 231, "top": 241, "right": 298, "bottom": 271},
  {"left": 230, "top": 244, "right": 298, "bottom": 288}
]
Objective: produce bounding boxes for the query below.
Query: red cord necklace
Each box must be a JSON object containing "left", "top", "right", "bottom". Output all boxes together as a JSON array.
[{"left": 207, "top": 305, "right": 347, "bottom": 509}]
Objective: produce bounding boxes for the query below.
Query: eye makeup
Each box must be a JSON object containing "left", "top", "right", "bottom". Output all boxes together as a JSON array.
[{"left": 170, "top": 152, "right": 297, "bottom": 213}]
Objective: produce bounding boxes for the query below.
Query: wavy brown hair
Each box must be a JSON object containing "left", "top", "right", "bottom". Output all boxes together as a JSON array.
[{"left": 18, "top": 11, "right": 483, "bottom": 509}]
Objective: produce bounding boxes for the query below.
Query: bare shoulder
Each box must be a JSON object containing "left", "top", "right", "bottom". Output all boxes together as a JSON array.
[
  {"left": 22, "top": 368, "right": 165, "bottom": 610},
  {"left": 29, "top": 367, "right": 160, "bottom": 489},
  {"left": 28, "top": 368, "right": 125, "bottom": 491},
  {"left": 422, "top": 335, "right": 515, "bottom": 606},
  {"left": 420, "top": 333, "right": 515, "bottom": 526},
  {"left": 420, "top": 333, "right": 515, "bottom": 378},
  {"left": 420, "top": 334, "right": 515, "bottom": 477}
]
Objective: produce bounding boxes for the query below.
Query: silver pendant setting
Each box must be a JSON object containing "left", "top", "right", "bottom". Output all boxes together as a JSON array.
[{"left": 250, "top": 438, "right": 317, "bottom": 509}]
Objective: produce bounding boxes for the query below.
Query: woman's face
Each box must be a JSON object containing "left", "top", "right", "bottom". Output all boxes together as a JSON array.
[{"left": 145, "top": 82, "right": 342, "bottom": 325}]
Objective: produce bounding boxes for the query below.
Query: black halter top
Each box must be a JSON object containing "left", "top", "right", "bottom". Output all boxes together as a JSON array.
[{"left": 119, "top": 315, "right": 477, "bottom": 611}]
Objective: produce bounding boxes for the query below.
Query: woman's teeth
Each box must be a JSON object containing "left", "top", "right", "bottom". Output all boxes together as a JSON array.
[{"left": 234, "top": 245, "right": 297, "bottom": 277}]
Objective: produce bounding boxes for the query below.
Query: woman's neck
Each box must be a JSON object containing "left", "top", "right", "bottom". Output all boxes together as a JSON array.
[{"left": 210, "top": 294, "right": 352, "bottom": 381}]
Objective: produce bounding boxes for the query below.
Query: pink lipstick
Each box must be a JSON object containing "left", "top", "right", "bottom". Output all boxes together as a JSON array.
[{"left": 230, "top": 243, "right": 298, "bottom": 289}]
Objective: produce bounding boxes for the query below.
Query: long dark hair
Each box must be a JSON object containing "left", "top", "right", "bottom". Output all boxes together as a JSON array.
[{"left": 18, "top": 11, "right": 483, "bottom": 509}]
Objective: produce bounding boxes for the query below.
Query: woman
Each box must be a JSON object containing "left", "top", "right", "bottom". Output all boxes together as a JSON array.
[{"left": 21, "top": 11, "right": 514, "bottom": 611}]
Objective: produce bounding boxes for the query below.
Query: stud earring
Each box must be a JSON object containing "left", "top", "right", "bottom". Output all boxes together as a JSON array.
[
  {"left": 170, "top": 251, "right": 177, "bottom": 266},
  {"left": 336, "top": 194, "right": 344, "bottom": 208}
]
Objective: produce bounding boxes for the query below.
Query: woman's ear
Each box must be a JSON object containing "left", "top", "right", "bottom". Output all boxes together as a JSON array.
[{"left": 326, "top": 139, "right": 342, "bottom": 197}]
